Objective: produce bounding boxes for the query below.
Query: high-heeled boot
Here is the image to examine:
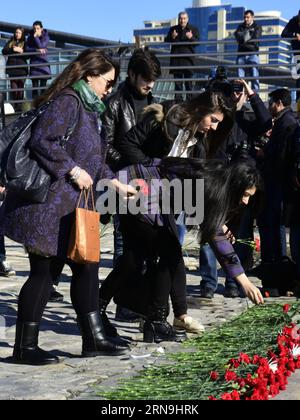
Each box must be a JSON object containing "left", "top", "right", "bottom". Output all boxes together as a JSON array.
[
  {"left": 143, "top": 306, "right": 186, "bottom": 343},
  {"left": 13, "top": 320, "right": 59, "bottom": 365},
  {"left": 99, "top": 298, "right": 118, "bottom": 337},
  {"left": 77, "top": 311, "right": 128, "bottom": 357}
]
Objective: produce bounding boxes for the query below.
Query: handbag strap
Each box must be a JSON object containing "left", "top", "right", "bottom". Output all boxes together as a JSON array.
[{"left": 76, "top": 187, "right": 96, "bottom": 211}]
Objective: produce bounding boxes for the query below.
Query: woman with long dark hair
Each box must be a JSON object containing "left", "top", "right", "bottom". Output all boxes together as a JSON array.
[
  {"left": 99, "top": 158, "right": 264, "bottom": 343},
  {"left": 2, "top": 27, "right": 28, "bottom": 111},
  {"left": 118, "top": 90, "right": 235, "bottom": 164},
  {"left": 0, "top": 48, "right": 137, "bottom": 365}
]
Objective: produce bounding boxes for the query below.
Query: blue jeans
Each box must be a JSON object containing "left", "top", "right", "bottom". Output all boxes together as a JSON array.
[
  {"left": 237, "top": 54, "right": 260, "bottom": 91},
  {"left": 290, "top": 224, "right": 300, "bottom": 280},
  {"left": 199, "top": 244, "right": 237, "bottom": 291}
]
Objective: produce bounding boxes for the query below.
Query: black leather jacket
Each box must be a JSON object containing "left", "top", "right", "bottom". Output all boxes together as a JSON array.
[
  {"left": 281, "top": 15, "right": 300, "bottom": 52},
  {"left": 102, "top": 80, "right": 156, "bottom": 171},
  {"left": 234, "top": 21, "right": 261, "bottom": 52}
]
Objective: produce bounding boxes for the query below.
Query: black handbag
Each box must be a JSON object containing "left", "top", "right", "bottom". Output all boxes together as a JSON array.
[{"left": 0, "top": 96, "right": 78, "bottom": 203}]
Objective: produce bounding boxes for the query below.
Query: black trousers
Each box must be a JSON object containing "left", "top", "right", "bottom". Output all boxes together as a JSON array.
[
  {"left": 17, "top": 253, "right": 99, "bottom": 322},
  {"left": 32, "top": 78, "right": 48, "bottom": 99},
  {"left": 99, "top": 215, "right": 187, "bottom": 318}
]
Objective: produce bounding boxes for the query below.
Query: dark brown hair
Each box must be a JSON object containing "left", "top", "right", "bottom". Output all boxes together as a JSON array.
[{"left": 164, "top": 90, "right": 235, "bottom": 158}]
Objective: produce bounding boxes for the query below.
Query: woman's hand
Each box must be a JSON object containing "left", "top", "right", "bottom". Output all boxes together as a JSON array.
[
  {"left": 69, "top": 167, "right": 93, "bottom": 190},
  {"left": 222, "top": 224, "right": 236, "bottom": 244},
  {"left": 109, "top": 179, "right": 138, "bottom": 200},
  {"left": 13, "top": 46, "right": 23, "bottom": 53},
  {"left": 236, "top": 273, "right": 264, "bottom": 305}
]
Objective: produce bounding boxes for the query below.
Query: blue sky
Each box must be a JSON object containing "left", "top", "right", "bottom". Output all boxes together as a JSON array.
[{"left": 0, "top": 0, "right": 297, "bottom": 43}]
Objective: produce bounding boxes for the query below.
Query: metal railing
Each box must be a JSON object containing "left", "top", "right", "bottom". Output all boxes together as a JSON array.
[{"left": 0, "top": 36, "right": 299, "bottom": 111}]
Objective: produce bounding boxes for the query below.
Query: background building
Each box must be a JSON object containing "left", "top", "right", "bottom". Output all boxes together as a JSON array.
[{"left": 133, "top": 0, "right": 290, "bottom": 65}]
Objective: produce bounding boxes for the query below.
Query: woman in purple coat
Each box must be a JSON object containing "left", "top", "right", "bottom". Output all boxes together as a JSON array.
[
  {"left": 26, "top": 21, "right": 51, "bottom": 99},
  {"left": 1, "top": 48, "right": 136, "bottom": 365}
]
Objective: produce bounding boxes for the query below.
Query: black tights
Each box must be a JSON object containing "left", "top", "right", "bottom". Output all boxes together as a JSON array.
[
  {"left": 99, "top": 216, "right": 187, "bottom": 318},
  {"left": 18, "top": 254, "right": 99, "bottom": 322}
]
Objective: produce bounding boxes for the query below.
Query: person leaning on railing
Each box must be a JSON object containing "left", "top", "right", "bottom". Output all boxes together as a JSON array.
[
  {"left": 165, "top": 11, "right": 199, "bottom": 101},
  {"left": 26, "top": 20, "right": 51, "bottom": 99},
  {"left": 2, "top": 27, "right": 28, "bottom": 112},
  {"left": 281, "top": 10, "right": 300, "bottom": 100},
  {"left": 234, "top": 10, "right": 262, "bottom": 92}
]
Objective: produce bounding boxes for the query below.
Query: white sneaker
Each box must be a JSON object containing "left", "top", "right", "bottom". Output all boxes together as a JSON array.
[
  {"left": 0, "top": 260, "right": 16, "bottom": 277},
  {"left": 173, "top": 316, "right": 205, "bottom": 334}
]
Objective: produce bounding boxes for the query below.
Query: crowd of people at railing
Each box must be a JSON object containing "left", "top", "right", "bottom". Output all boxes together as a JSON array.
[{"left": 0, "top": 9, "right": 300, "bottom": 365}]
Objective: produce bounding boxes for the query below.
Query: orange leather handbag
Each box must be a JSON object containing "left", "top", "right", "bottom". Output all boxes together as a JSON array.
[{"left": 67, "top": 187, "right": 100, "bottom": 264}]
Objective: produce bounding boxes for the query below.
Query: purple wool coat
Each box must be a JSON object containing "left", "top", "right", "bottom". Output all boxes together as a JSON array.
[
  {"left": 26, "top": 29, "right": 51, "bottom": 76},
  {"left": 0, "top": 89, "right": 114, "bottom": 258}
]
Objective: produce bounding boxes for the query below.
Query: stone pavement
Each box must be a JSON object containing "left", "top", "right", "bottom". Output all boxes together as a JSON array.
[{"left": 0, "top": 228, "right": 298, "bottom": 400}]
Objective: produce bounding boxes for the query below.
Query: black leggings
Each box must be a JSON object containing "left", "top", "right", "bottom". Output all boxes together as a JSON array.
[
  {"left": 10, "top": 79, "right": 25, "bottom": 102},
  {"left": 99, "top": 216, "right": 187, "bottom": 318},
  {"left": 18, "top": 253, "right": 99, "bottom": 322}
]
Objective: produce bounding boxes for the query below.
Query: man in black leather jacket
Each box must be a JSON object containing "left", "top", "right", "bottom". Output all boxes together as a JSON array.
[
  {"left": 234, "top": 10, "right": 262, "bottom": 91},
  {"left": 102, "top": 49, "right": 161, "bottom": 172}
]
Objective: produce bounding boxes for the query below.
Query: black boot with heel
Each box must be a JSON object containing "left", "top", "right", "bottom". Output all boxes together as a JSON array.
[
  {"left": 143, "top": 306, "right": 186, "bottom": 343},
  {"left": 13, "top": 320, "right": 59, "bottom": 365},
  {"left": 77, "top": 311, "right": 128, "bottom": 357}
]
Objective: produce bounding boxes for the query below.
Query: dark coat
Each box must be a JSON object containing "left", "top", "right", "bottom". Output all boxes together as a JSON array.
[
  {"left": 102, "top": 80, "right": 156, "bottom": 171},
  {"left": 2, "top": 40, "right": 28, "bottom": 77},
  {"left": 262, "top": 108, "right": 298, "bottom": 184},
  {"left": 117, "top": 103, "right": 206, "bottom": 166},
  {"left": 26, "top": 29, "right": 51, "bottom": 76},
  {"left": 281, "top": 15, "right": 300, "bottom": 53},
  {"left": 234, "top": 21, "right": 262, "bottom": 53},
  {"left": 0, "top": 89, "right": 114, "bottom": 258},
  {"left": 284, "top": 123, "right": 300, "bottom": 226},
  {"left": 165, "top": 24, "right": 199, "bottom": 74}
]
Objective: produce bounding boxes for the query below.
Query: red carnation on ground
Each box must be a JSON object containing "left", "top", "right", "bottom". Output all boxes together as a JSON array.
[
  {"left": 283, "top": 304, "right": 291, "bottom": 314},
  {"left": 210, "top": 371, "right": 219, "bottom": 381},
  {"left": 133, "top": 179, "right": 149, "bottom": 196},
  {"left": 225, "top": 370, "right": 238, "bottom": 382}
]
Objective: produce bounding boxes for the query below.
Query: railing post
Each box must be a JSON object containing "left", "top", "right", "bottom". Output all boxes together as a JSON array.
[{"left": 0, "top": 92, "right": 5, "bottom": 130}]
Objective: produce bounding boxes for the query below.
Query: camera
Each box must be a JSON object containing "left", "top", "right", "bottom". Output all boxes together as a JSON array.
[
  {"left": 214, "top": 66, "right": 228, "bottom": 81},
  {"left": 227, "top": 140, "right": 251, "bottom": 161},
  {"left": 232, "top": 82, "right": 244, "bottom": 93},
  {"left": 206, "top": 66, "right": 233, "bottom": 97}
]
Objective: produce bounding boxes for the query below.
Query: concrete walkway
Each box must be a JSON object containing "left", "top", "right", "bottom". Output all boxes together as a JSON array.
[{"left": 0, "top": 229, "right": 298, "bottom": 400}]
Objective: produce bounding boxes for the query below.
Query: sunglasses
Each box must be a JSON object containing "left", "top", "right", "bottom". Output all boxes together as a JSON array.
[{"left": 99, "top": 74, "right": 115, "bottom": 90}]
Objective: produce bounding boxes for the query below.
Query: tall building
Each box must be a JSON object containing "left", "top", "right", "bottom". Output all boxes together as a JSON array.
[{"left": 133, "top": 1, "right": 289, "bottom": 65}]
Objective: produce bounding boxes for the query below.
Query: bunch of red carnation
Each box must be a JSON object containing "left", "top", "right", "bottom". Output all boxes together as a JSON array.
[{"left": 209, "top": 305, "right": 300, "bottom": 400}]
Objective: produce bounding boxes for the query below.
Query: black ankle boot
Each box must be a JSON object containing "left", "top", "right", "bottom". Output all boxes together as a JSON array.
[
  {"left": 99, "top": 300, "right": 130, "bottom": 348},
  {"left": 77, "top": 311, "right": 128, "bottom": 357},
  {"left": 13, "top": 321, "right": 59, "bottom": 365},
  {"left": 143, "top": 306, "right": 183, "bottom": 343},
  {"left": 99, "top": 298, "right": 118, "bottom": 337}
]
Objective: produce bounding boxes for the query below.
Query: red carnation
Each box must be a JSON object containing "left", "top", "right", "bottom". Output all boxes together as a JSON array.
[
  {"left": 225, "top": 371, "right": 238, "bottom": 382},
  {"left": 134, "top": 179, "right": 149, "bottom": 196},
  {"left": 283, "top": 304, "right": 291, "bottom": 314},
  {"left": 255, "top": 238, "right": 261, "bottom": 252},
  {"left": 210, "top": 371, "right": 219, "bottom": 381}
]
